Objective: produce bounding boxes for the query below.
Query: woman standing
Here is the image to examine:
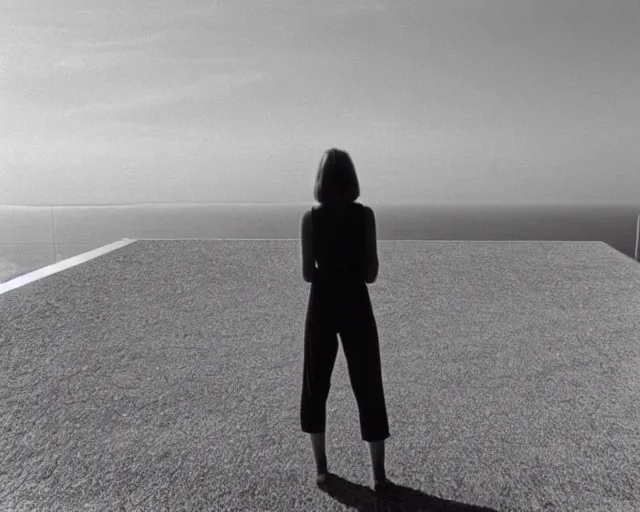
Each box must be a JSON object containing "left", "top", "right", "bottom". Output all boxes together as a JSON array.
[{"left": 299, "top": 148, "right": 393, "bottom": 493}]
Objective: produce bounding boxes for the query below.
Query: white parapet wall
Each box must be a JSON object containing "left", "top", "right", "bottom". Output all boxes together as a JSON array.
[{"left": 0, "top": 238, "right": 137, "bottom": 295}]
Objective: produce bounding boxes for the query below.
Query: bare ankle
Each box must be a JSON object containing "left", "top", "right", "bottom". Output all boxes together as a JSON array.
[{"left": 368, "top": 440, "right": 386, "bottom": 481}]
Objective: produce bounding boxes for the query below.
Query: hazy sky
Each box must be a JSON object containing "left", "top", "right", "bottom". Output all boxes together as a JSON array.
[{"left": 2, "top": 0, "right": 639, "bottom": 206}]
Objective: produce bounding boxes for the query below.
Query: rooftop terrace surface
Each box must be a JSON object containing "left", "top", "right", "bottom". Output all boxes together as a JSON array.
[{"left": 1, "top": 239, "right": 639, "bottom": 511}]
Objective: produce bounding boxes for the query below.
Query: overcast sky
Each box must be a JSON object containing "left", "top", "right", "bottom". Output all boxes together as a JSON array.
[{"left": 1, "top": 0, "right": 639, "bottom": 206}]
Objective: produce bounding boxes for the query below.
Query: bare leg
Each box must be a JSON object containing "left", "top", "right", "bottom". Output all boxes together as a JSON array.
[
  {"left": 368, "top": 440, "right": 386, "bottom": 483},
  {"left": 310, "top": 433, "right": 328, "bottom": 475}
]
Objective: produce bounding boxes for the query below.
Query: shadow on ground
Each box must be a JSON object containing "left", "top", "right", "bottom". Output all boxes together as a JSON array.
[{"left": 317, "top": 473, "right": 498, "bottom": 512}]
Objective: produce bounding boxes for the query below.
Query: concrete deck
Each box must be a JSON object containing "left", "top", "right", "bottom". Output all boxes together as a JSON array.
[{"left": 1, "top": 239, "right": 639, "bottom": 511}]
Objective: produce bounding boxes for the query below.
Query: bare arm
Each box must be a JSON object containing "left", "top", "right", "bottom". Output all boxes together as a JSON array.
[
  {"left": 364, "top": 206, "right": 379, "bottom": 284},
  {"left": 301, "top": 211, "right": 315, "bottom": 283}
]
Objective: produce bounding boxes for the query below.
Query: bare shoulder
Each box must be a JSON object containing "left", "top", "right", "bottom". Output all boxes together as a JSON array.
[
  {"left": 301, "top": 209, "right": 314, "bottom": 235},
  {"left": 362, "top": 205, "right": 375, "bottom": 223},
  {"left": 301, "top": 208, "right": 313, "bottom": 222}
]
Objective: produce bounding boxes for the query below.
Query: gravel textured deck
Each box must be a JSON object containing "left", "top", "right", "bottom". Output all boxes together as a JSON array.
[{"left": 1, "top": 240, "right": 639, "bottom": 511}]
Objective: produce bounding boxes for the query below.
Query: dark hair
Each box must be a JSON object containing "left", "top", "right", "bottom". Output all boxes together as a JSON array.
[{"left": 313, "top": 148, "right": 360, "bottom": 205}]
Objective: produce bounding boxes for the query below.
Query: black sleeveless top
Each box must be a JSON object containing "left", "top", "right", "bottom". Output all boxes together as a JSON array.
[{"left": 311, "top": 201, "right": 366, "bottom": 283}]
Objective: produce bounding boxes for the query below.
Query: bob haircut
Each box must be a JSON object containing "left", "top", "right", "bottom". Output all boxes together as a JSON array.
[{"left": 313, "top": 148, "right": 360, "bottom": 205}]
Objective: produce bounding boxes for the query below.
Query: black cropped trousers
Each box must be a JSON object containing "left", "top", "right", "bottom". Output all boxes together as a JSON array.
[{"left": 300, "top": 276, "right": 390, "bottom": 442}]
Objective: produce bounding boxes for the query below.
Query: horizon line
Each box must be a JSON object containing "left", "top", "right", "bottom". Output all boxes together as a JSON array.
[{"left": 2, "top": 200, "right": 639, "bottom": 208}]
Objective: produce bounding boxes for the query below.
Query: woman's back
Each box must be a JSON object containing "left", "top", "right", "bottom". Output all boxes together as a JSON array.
[{"left": 311, "top": 201, "right": 378, "bottom": 283}]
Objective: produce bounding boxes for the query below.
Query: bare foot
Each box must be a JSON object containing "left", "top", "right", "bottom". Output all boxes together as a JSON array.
[
  {"left": 374, "top": 477, "right": 395, "bottom": 493},
  {"left": 316, "top": 472, "right": 329, "bottom": 486}
]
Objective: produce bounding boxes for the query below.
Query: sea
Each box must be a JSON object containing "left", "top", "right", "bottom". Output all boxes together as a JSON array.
[{"left": 1, "top": 202, "right": 639, "bottom": 284}]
